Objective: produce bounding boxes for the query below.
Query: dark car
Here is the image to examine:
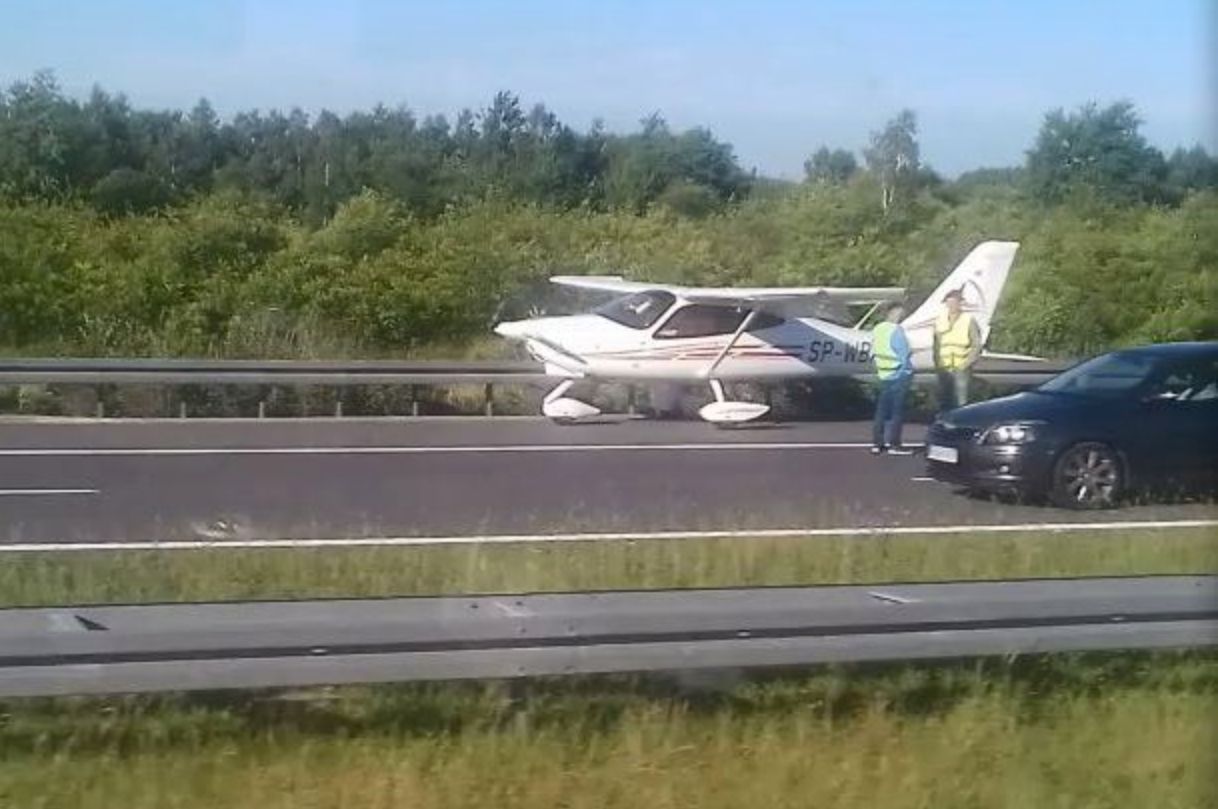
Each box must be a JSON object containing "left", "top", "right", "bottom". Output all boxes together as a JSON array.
[{"left": 925, "top": 342, "right": 1218, "bottom": 508}]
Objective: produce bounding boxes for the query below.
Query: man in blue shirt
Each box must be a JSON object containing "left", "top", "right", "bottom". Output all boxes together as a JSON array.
[{"left": 870, "top": 303, "right": 914, "bottom": 455}]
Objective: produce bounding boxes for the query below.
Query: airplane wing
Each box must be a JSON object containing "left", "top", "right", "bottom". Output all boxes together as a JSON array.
[
  {"left": 680, "top": 286, "right": 904, "bottom": 307},
  {"left": 548, "top": 276, "right": 660, "bottom": 296},
  {"left": 549, "top": 276, "right": 904, "bottom": 308}
]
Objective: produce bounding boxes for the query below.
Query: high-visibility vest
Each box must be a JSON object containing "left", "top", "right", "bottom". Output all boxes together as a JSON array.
[
  {"left": 935, "top": 311, "right": 974, "bottom": 371},
  {"left": 872, "top": 321, "right": 904, "bottom": 380}
]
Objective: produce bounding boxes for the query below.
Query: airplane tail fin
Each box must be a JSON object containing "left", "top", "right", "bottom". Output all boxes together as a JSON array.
[{"left": 901, "top": 241, "right": 1020, "bottom": 346}]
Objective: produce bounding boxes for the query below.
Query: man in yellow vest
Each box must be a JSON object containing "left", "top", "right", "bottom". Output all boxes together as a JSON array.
[
  {"left": 870, "top": 303, "right": 914, "bottom": 455},
  {"left": 933, "top": 288, "right": 982, "bottom": 412}
]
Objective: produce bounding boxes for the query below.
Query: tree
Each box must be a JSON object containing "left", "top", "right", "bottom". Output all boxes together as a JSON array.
[
  {"left": 656, "top": 180, "right": 720, "bottom": 218},
  {"left": 1025, "top": 101, "right": 1168, "bottom": 205},
  {"left": 1166, "top": 145, "right": 1217, "bottom": 196},
  {"left": 863, "top": 110, "right": 919, "bottom": 213},
  {"left": 479, "top": 91, "right": 526, "bottom": 162},
  {"left": 91, "top": 167, "right": 173, "bottom": 215},
  {"left": 803, "top": 147, "right": 857, "bottom": 184},
  {"left": 0, "top": 70, "right": 74, "bottom": 199},
  {"left": 604, "top": 120, "right": 748, "bottom": 212},
  {"left": 0, "top": 73, "right": 750, "bottom": 220}
]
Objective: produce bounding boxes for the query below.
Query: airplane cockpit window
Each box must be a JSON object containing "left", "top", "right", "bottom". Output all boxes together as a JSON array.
[
  {"left": 655, "top": 305, "right": 745, "bottom": 338},
  {"left": 748, "top": 311, "right": 786, "bottom": 332},
  {"left": 594, "top": 291, "right": 676, "bottom": 329},
  {"left": 655, "top": 306, "right": 785, "bottom": 339}
]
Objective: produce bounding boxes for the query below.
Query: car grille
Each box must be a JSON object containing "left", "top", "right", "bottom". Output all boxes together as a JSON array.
[{"left": 928, "top": 422, "right": 980, "bottom": 444}]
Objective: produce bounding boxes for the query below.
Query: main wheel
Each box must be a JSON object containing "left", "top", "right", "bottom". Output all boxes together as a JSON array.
[{"left": 1050, "top": 442, "right": 1124, "bottom": 509}]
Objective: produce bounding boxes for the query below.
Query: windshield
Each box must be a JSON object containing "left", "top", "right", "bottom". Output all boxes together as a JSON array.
[
  {"left": 1039, "top": 352, "right": 1156, "bottom": 397},
  {"left": 594, "top": 290, "right": 676, "bottom": 329}
]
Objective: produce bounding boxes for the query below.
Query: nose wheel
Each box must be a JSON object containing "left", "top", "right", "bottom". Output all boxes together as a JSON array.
[
  {"left": 542, "top": 380, "right": 601, "bottom": 423},
  {"left": 698, "top": 379, "right": 770, "bottom": 425}
]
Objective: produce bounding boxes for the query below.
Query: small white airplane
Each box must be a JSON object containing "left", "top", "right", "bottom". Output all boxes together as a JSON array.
[{"left": 494, "top": 241, "right": 1025, "bottom": 424}]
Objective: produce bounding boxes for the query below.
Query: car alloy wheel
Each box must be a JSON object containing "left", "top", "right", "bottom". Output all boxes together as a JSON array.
[{"left": 1052, "top": 442, "right": 1123, "bottom": 509}]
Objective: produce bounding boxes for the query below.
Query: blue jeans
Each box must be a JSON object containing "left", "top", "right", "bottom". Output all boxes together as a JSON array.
[
  {"left": 936, "top": 370, "right": 971, "bottom": 413},
  {"left": 873, "top": 374, "right": 911, "bottom": 449}
]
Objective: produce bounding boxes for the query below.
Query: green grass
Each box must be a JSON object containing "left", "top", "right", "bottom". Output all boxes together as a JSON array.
[
  {"left": 1, "top": 654, "right": 1215, "bottom": 809},
  {"left": 2, "top": 527, "right": 1214, "bottom": 607},
  {"left": 2, "top": 528, "right": 1214, "bottom": 807}
]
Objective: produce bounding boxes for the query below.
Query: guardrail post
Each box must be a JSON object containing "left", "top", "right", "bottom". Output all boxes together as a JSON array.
[
  {"left": 484, "top": 383, "right": 495, "bottom": 417},
  {"left": 626, "top": 385, "right": 637, "bottom": 416},
  {"left": 335, "top": 398, "right": 343, "bottom": 418},
  {"left": 409, "top": 385, "right": 419, "bottom": 417},
  {"left": 258, "top": 401, "right": 266, "bottom": 419},
  {"left": 95, "top": 400, "right": 105, "bottom": 419},
  {"left": 179, "top": 401, "right": 187, "bottom": 419}
]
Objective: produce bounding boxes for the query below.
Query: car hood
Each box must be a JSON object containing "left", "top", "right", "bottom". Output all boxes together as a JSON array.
[{"left": 942, "top": 390, "right": 1089, "bottom": 428}]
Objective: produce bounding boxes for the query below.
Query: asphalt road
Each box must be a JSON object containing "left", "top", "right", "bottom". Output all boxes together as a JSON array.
[{"left": 1, "top": 417, "right": 1215, "bottom": 545}]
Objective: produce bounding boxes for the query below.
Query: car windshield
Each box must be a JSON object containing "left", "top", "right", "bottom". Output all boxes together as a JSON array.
[
  {"left": 594, "top": 290, "right": 676, "bottom": 329},
  {"left": 1038, "top": 352, "right": 1156, "bottom": 398}
]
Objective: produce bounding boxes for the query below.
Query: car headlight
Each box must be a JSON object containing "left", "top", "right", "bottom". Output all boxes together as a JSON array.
[{"left": 981, "top": 422, "right": 1042, "bottom": 445}]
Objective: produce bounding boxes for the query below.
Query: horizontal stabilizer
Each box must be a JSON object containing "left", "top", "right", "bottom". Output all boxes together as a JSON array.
[{"left": 980, "top": 350, "right": 1048, "bottom": 363}]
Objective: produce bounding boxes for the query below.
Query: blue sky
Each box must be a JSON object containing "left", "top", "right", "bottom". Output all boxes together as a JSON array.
[{"left": 2, "top": 0, "right": 1213, "bottom": 177}]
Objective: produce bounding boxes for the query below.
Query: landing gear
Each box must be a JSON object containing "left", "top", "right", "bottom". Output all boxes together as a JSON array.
[
  {"left": 542, "top": 379, "right": 601, "bottom": 423},
  {"left": 541, "top": 379, "right": 769, "bottom": 425},
  {"left": 698, "top": 379, "right": 770, "bottom": 425}
]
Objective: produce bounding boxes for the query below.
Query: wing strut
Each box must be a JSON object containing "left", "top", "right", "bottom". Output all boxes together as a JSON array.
[
  {"left": 853, "top": 300, "right": 884, "bottom": 330},
  {"left": 701, "top": 309, "right": 759, "bottom": 379}
]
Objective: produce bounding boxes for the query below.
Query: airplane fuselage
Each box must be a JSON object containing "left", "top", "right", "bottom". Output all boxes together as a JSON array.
[{"left": 506, "top": 306, "right": 935, "bottom": 382}]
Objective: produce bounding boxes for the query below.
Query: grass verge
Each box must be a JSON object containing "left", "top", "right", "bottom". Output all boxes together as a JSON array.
[
  {"left": 0, "top": 526, "right": 1214, "bottom": 607},
  {"left": 1, "top": 528, "right": 1215, "bottom": 807},
  {"left": 0, "top": 654, "right": 1215, "bottom": 809}
]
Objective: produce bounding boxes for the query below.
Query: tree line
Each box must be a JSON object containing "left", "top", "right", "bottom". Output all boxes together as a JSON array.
[
  {"left": 0, "top": 71, "right": 1214, "bottom": 361},
  {"left": 0, "top": 71, "right": 750, "bottom": 221}
]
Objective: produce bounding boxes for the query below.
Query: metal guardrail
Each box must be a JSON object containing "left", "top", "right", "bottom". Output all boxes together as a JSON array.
[
  {"left": 0, "top": 357, "right": 1070, "bottom": 386},
  {"left": 0, "top": 357, "right": 1071, "bottom": 417},
  {"left": 0, "top": 358, "right": 549, "bottom": 386},
  {"left": 1, "top": 575, "right": 1212, "bottom": 697}
]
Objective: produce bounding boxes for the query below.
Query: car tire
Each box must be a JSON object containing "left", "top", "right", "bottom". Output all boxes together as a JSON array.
[{"left": 1050, "top": 442, "right": 1124, "bottom": 510}]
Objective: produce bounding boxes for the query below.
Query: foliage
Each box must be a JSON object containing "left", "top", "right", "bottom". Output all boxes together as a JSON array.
[
  {"left": 3, "top": 527, "right": 1212, "bottom": 606},
  {"left": 0, "top": 74, "right": 749, "bottom": 222},
  {"left": 1024, "top": 101, "right": 1176, "bottom": 205},
  {"left": 804, "top": 147, "right": 859, "bottom": 185},
  {"left": 0, "top": 74, "right": 1215, "bottom": 360},
  {"left": 863, "top": 109, "right": 921, "bottom": 214},
  {"left": 2, "top": 656, "right": 1215, "bottom": 809},
  {"left": 995, "top": 192, "right": 1218, "bottom": 356},
  {"left": 2, "top": 180, "right": 1215, "bottom": 358}
]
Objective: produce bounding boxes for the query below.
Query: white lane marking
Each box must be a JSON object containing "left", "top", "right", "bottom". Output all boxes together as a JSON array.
[
  {"left": 0, "top": 488, "right": 98, "bottom": 496},
  {"left": 910, "top": 477, "right": 935, "bottom": 482},
  {"left": 2, "top": 519, "right": 1214, "bottom": 553},
  {"left": 0, "top": 442, "right": 870, "bottom": 457},
  {"left": 869, "top": 591, "right": 918, "bottom": 605}
]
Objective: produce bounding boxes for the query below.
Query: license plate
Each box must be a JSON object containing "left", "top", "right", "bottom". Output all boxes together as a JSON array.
[{"left": 927, "top": 444, "right": 959, "bottom": 464}]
